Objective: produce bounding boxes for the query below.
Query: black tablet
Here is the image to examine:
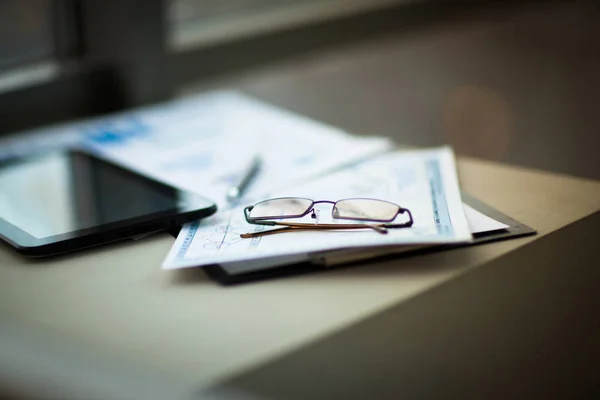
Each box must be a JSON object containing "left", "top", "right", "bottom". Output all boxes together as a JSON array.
[{"left": 0, "top": 149, "right": 217, "bottom": 256}]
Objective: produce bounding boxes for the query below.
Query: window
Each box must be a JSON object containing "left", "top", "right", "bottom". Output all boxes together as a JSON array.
[
  {"left": 168, "top": 0, "right": 404, "bottom": 51},
  {"left": 0, "top": 0, "right": 54, "bottom": 70},
  {"left": 0, "top": 0, "right": 413, "bottom": 136}
]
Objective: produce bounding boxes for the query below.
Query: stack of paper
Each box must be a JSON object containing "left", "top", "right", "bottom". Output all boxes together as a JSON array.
[
  {"left": 0, "top": 89, "right": 512, "bottom": 274},
  {"left": 162, "top": 146, "right": 509, "bottom": 273}
]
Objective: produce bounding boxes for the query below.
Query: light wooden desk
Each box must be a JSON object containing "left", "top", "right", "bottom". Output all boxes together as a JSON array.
[{"left": 1, "top": 157, "right": 599, "bottom": 399}]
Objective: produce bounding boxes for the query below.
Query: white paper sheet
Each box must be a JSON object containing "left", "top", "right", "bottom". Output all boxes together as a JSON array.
[
  {"left": 81, "top": 91, "right": 393, "bottom": 209},
  {"left": 306, "top": 204, "right": 510, "bottom": 269},
  {"left": 163, "top": 147, "right": 472, "bottom": 270},
  {"left": 463, "top": 203, "right": 509, "bottom": 233},
  {"left": 0, "top": 91, "right": 392, "bottom": 210},
  {"left": 202, "top": 202, "right": 510, "bottom": 273}
]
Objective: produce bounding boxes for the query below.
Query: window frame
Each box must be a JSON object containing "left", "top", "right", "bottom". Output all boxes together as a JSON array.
[{"left": 0, "top": 0, "right": 492, "bottom": 136}]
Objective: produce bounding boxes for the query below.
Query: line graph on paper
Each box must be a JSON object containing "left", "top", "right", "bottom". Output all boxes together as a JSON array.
[{"left": 194, "top": 213, "right": 249, "bottom": 250}]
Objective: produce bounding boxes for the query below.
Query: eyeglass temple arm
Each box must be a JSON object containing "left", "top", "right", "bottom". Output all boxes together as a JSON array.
[
  {"left": 240, "top": 208, "right": 414, "bottom": 239},
  {"left": 240, "top": 223, "right": 388, "bottom": 239}
]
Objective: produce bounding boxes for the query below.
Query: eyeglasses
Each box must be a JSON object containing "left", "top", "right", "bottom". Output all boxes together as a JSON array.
[{"left": 241, "top": 197, "right": 414, "bottom": 238}]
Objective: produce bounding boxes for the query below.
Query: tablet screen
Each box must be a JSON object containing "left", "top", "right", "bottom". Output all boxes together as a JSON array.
[{"left": 0, "top": 150, "right": 201, "bottom": 239}]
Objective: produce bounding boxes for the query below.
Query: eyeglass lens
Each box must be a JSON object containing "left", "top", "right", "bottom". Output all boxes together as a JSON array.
[
  {"left": 333, "top": 199, "right": 400, "bottom": 222},
  {"left": 249, "top": 198, "right": 313, "bottom": 219}
]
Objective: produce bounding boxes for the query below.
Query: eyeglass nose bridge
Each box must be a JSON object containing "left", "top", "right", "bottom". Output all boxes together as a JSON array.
[
  {"left": 310, "top": 200, "right": 336, "bottom": 219},
  {"left": 312, "top": 200, "right": 337, "bottom": 206}
]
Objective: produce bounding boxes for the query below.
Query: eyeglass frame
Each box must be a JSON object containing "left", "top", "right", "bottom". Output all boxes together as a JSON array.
[{"left": 242, "top": 197, "right": 414, "bottom": 236}]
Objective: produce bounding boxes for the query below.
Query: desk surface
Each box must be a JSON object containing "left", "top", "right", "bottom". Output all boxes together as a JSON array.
[{"left": 1, "top": 156, "right": 599, "bottom": 399}]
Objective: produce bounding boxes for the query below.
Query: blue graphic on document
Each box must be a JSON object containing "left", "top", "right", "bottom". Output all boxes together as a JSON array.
[
  {"left": 84, "top": 117, "right": 149, "bottom": 146},
  {"left": 426, "top": 159, "right": 452, "bottom": 235}
]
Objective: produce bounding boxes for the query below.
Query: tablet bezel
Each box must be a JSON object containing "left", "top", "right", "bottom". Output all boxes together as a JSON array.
[{"left": 0, "top": 150, "right": 217, "bottom": 257}]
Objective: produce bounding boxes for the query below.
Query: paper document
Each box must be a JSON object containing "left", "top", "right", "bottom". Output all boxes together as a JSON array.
[
  {"left": 308, "top": 204, "right": 509, "bottom": 268},
  {"left": 163, "top": 147, "right": 472, "bottom": 270},
  {"left": 463, "top": 204, "right": 509, "bottom": 233},
  {"left": 0, "top": 91, "right": 392, "bottom": 209},
  {"left": 81, "top": 91, "right": 392, "bottom": 208}
]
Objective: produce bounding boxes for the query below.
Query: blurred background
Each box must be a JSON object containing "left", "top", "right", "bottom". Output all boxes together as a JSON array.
[{"left": 0, "top": 0, "right": 598, "bottom": 180}]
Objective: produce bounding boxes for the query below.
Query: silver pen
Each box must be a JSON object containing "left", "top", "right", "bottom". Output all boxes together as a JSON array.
[{"left": 226, "top": 156, "right": 262, "bottom": 204}]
